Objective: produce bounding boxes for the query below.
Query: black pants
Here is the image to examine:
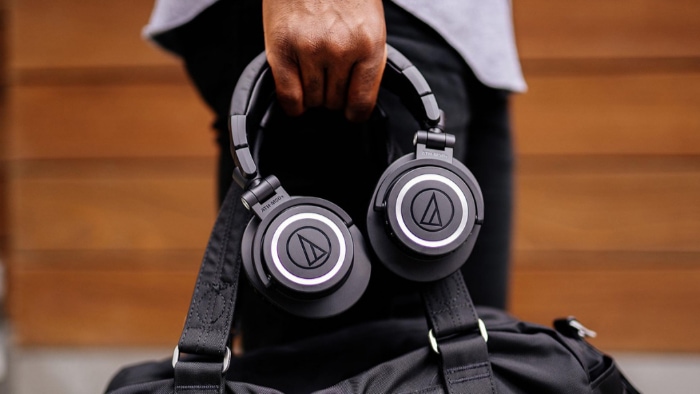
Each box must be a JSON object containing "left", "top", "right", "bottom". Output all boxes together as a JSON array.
[{"left": 170, "top": 0, "right": 514, "bottom": 351}]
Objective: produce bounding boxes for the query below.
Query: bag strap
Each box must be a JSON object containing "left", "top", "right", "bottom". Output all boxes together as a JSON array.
[
  {"left": 173, "top": 184, "right": 251, "bottom": 394},
  {"left": 421, "top": 271, "right": 499, "bottom": 394},
  {"left": 172, "top": 182, "right": 499, "bottom": 393}
]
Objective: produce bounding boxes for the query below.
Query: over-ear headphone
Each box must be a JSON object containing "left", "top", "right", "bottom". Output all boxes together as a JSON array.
[{"left": 229, "top": 45, "right": 483, "bottom": 319}]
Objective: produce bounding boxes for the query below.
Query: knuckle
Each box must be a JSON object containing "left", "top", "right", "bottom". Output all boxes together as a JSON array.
[
  {"left": 346, "top": 95, "right": 376, "bottom": 120},
  {"left": 276, "top": 89, "right": 303, "bottom": 114},
  {"left": 296, "top": 37, "right": 322, "bottom": 56}
]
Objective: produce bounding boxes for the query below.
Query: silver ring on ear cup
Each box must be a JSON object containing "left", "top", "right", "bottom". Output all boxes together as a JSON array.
[
  {"left": 263, "top": 205, "right": 352, "bottom": 294},
  {"left": 388, "top": 168, "right": 474, "bottom": 255},
  {"left": 241, "top": 197, "right": 372, "bottom": 318},
  {"left": 366, "top": 151, "right": 484, "bottom": 282}
]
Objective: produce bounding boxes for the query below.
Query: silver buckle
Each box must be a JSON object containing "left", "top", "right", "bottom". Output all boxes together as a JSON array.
[
  {"left": 429, "top": 318, "right": 488, "bottom": 354},
  {"left": 569, "top": 319, "right": 598, "bottom": 339},
  {"left": 171, "top": 345, "right": 232, "bottom": 373}
]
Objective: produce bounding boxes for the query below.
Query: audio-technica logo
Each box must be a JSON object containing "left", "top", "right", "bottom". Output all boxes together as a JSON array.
[
  {"left": 420, "top": 193, "right": 443, "bottom": 227},
  {"left": 287, "top": 226, "right": 331, "bottom": 269},
  {"left": 411, "top": 189, "right": 454, "bottom": 232}
]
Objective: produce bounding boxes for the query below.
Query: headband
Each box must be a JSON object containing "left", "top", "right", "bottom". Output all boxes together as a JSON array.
[{"left": 229, "top": 44, "right": 442, "bottom": 185}]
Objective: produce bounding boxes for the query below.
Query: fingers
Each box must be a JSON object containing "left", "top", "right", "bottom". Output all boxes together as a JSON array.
[
  {"left": 299, "top": 52, "right": 325, "bottom": 109},
  {"left": 324, "top": 59, "right": 352, "bottom": 111},
  {"left": 262, "top": 0, "right": 387, "bottom": 121},
  {"left": 268, "top": 56, "right": 305, "bottom": 117},
  {"left": 273, "top": 43, "right": 386, "bottom": 122},
  {"left": 345, "top": 44, "right": 387, "bottom": 122}
]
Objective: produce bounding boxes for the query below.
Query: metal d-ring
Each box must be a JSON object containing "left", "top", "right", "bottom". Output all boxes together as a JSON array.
[{"left": 429, "top": 319, "right": 488, "bottom": 354}]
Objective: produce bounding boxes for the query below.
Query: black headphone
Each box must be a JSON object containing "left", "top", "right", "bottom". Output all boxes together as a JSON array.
[{"left": 229, "top": 45, "right": 484, "bottom": 319}]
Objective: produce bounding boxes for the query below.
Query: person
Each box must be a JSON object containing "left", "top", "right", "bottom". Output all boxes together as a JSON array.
[{"left": 143, "top": 0, "right": 527, "bottom": 351}]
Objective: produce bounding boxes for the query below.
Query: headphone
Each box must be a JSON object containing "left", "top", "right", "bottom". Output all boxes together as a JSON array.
[{"left": 229, "top": 45, "right": 484, "bottom": 319}]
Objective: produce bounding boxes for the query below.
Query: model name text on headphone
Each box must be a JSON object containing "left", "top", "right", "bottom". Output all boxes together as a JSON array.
[
  {"left": 420, "top": 151, "right": 449, "bottom": 159},
  {"left": 261, "top": 195, "right": 286, "bottom": 212}
]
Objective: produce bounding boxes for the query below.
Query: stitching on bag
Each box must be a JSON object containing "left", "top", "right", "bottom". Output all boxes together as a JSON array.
[
  {"left": 445, "top": 362, "right": 489, "bottom": 374},
  {"left": 430, "top": 303, "right": 469, "bottom": 316},
  {"left": 209, "top": 200, "right": 235, "bottom": 352},
  {"left": 448, "top": 371, "right": 491, "bottom": 385},
  {"left": 455, "top": 274, "right": 479, "bottom": 328},
  {"left": 450, "top": 275, "right": 496, "bottom": 394},
  {"left": 445, "top": 277, "right": 458, "bottom": 334},
  {"left": 176, "top": 385, "right": 219, "bottom": 391},
  {"left": 427, "top": 287, "right": 441, "bottom": 332},
  {"left": 442, "top": 278, "right": 457, "bottom": 333},
  {"left": 399, "top": 384, "right": 442, "bottom": 394},
  {"left": 449, "top": 275, "right": 463, "bottom": 329},
  {"left": 182, "top": 192, "right": 237, "bottom": 354}
]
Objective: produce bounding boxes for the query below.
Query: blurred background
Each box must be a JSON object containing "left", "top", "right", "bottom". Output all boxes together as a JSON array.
[{"left": 0, "top": 0, "right": 699, "bottom": 393}]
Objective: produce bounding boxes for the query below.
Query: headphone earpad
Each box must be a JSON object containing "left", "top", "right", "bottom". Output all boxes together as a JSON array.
[
  {"left": 366, "top": 154, "right": 483, "bottom": 282},
  {"left": 241, "top": 197, "right": 371, "bottom": 318}
]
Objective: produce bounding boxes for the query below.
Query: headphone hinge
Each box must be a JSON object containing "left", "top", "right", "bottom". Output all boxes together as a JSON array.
[
  {"left": 241, "top": 175, "right": 290, "bottom": 219},
  {"left": 414, "top": 131, "right": 455, "bottom": 163}
]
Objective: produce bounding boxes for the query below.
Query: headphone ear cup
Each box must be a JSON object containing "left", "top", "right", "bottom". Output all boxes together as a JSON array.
[
  {"left": 366, "top": 154, "right": 483, "bottom": 282},
  {"left": 241, "top": 197, "right": 371, "bottom": 318}
]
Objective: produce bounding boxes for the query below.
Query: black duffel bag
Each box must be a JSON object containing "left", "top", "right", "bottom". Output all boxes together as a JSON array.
[{"left": 104, "top": 183, "right": 640, "bottom": 394}]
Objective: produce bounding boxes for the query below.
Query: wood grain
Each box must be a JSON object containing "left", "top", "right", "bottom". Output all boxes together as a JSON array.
[
  {"left": 10, "top": 158, "right": 218, "bottom": 251},
  {"left": 512, "top": 72, "right": 700, "bottom": 155},
  {"left": 8, "top": 0, "right": 175, "bottom": 69},
  {"left": 5, "top": 0, "right": 700, "bottom": 354},
  {"left": 514, "top": 0, "right": 700, "bottom": 59},
  {"left": 11, "top": 0, "right": 700, "bottom": 68},
  {"left": 8, "top": 250, "right": 201, "bottom": 346},
  {"left": 510, "top": 251, "right": 700, "bottom": 353},
  {"left": 513, "top": 156, "right": 700, "bottom": 252},
  {"left": 9, "top": 249, "right": 700, "bottom": 351},
  {"left": 7, "top": 83, "right": 216, "bottom": 159}
]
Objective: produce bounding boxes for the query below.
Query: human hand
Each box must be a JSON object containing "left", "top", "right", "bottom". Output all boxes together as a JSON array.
[{"left": 262, "top": 0, "right": 387, "bottom": 122}]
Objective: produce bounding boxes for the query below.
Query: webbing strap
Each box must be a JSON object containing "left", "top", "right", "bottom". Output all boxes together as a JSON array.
[
  {"left": 174, "top": 184, "right": 251, "bottom": 394},
  {"left": 422, "top": 271, "right": 498, "bottom": 394}
]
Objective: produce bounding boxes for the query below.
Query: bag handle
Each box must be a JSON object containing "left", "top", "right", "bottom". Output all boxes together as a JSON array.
[
  {"left": 173, "top": 184, "right": 251, "bottom": 394},
  {"left": 421, "top": 271, "right": 499, "bottom": 394}
]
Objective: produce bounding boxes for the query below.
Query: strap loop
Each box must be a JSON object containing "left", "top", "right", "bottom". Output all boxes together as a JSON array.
[
  {"left": 172, "top": 346, "right": 232, "bottom": 373},
  {"left": 429, "top": 318, "right": 488, "bottom": 354}
]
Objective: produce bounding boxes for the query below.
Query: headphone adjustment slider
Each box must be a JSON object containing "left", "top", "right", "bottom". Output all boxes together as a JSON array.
[{"left": 241, "top": 175, "right": 290, "bottom": 219}]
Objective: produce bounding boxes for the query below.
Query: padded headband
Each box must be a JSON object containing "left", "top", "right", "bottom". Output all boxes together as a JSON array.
[{"left": 229, "top": 44, "right": 442, "bottom": 184}]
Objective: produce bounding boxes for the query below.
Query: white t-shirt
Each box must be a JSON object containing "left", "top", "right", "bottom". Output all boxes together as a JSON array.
[{"left": 143, "top": 0, "right": 527, "bottom": 93}]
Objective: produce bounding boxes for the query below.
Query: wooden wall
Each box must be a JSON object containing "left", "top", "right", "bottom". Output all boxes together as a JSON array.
[
  {"left": 4, "top": 0, "right": 217, "bottom": 347},
  {"left": 509, "top": 0, "right": 700, "bottom": 352},
  {"left": 3, "top": 0, "right": 699, "bottom": 353}
]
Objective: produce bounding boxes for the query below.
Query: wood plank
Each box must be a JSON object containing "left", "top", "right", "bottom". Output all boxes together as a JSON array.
[
  {"left": 9, "top": 158, "right": 218, "bottom": 251},
  {"left": 9, "top": 249, "right": 700, "bottom": 351},
  {"left": 18, "top": 154, "right": 696, "bottom": 254},
  {"left": 8, "top": 0, "right": 176, "bottom": 69},
  {"left": 0, "top": 2, "right": 6, "bottom": 85},
  {"left": 510, "top": 251, "right": 700, "bottom": 353},
  {"left": 512, "top": 72, "right": 700, "bottom": 155},
  {"left": 520, "top": 57, "right": 700, "bottom": 78},
  {"left": 7, "top": 83, "right": 217, "bottom": 159},
  {"left": 11, "top": 0, "right": 700, "bottom": 67},
  {"left": 7, "top": 250, "right": 202, "bottom": 346},
  {"left": 12, "top": 64, "right": 189, "bottom": 86},
  {"left": 513, "top": 0, "right": 700, "bottom": 59},
  {"left": 513, "top": 156, "right": 700, "bottom": 252}
]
